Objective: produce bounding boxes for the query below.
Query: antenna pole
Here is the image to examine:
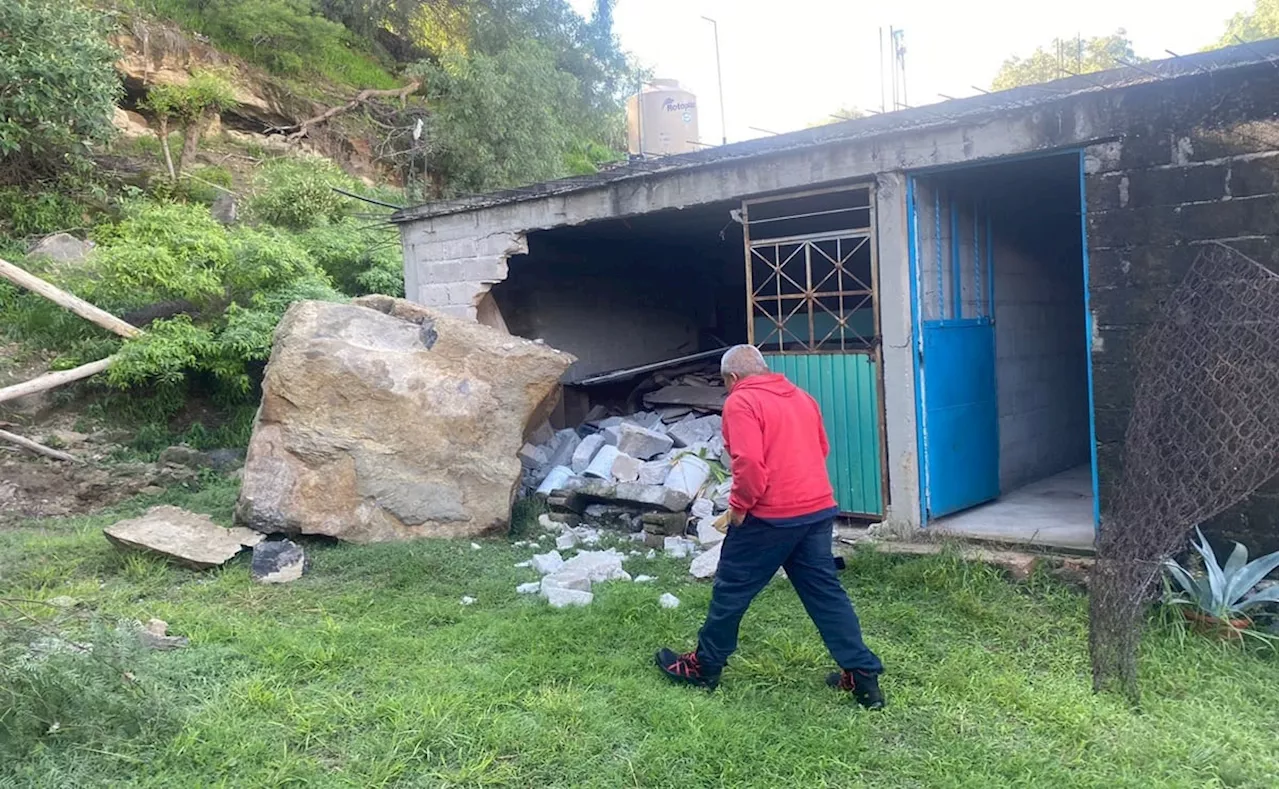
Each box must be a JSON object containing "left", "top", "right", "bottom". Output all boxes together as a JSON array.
[{"left": 702, "top": 16, "right": 728, "bottom": 145}]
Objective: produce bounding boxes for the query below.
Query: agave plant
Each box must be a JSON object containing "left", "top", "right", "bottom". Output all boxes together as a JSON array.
[{"left": 1163, "top": 527, "right": 1279, "bottom": 623}]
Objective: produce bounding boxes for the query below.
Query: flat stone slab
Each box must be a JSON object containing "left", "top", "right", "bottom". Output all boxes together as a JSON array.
[
  {"left": 558, "top": 478, "right": 691, "bottom": 513},
  {"left": 104, "top": 506, "right": 263, "bottom": 569}
]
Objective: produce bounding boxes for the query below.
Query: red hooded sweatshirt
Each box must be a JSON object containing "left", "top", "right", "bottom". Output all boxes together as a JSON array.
[{"left": 722, "top": 373, "right": 837, "bottom": 520}]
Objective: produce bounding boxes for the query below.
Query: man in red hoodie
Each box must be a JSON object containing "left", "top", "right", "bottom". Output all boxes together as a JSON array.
[{"left": 655, "top": 345, "right": 885, "bottom": 709}]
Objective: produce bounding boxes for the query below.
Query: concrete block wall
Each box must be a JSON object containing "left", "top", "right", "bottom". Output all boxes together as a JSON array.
[
  {"left": 400, "top": 215, "right": 528, "bottom": 320},
  {"left": 993, "top": 238, "right": 1091, "bottom": 492},
  {"left": 1084, "top": 63, "right": 1279, "bottom": 556}
]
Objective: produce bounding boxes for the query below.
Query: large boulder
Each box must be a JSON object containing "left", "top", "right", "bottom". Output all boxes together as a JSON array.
[{"left": 235, "top": 296, "right": 574, "bottom": 542}]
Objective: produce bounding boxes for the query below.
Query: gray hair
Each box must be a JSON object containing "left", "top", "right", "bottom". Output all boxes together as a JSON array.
[{"left": 720, "top": 344, "right": 770, "bottom": 378}]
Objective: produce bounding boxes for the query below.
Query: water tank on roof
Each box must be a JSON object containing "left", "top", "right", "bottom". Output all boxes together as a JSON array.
[{"left": 626, "top": 79, "right": 699, "bottom": 157}]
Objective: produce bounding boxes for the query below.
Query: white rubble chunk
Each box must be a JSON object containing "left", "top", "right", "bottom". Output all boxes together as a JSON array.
[
  {"left": 516, "top": 582, "right": 541, "bottom": 594},
  {"left": 555, "top": 532, "right": 578, "bottom": 551},
  {"left": 514, "top": 560, "right": 531, "bottom": 568},
  {"left": 664, "top": 536, "right": 697, "bottom": 558},
  {"left": 535, "top": 466, "right": 574, "bottom": 495},
  {"left": 541, "top": 571, "right": 592, "bottom": 593},
  {"left": 560, "top": 549, "right": 630, "bottom": 582},
  {"left": 611, "top": 452, "right": 642, "bottom": 483},
  {"left": 614, "top": 423, "right": 675, "bottom": 460},
  {"left": 634, "top": 575, "right": 656, "bottom": 583},
  {"left": 537, "top": 513, "right": 565, "bottom": 532},
  {"left": 570, "top": 433, "right": 606, "bottom": 473},
  {"left": 518, "top": 442, "right": 550, "bottom": 471},
  {"left": 696, "top": 517, "right": 725, "bottom": 547},
  {"left": 460, "top": 596, "right": 477, "bottom": 606},
  {"left": 690, "top": 542, "right": 722, "bottom": 579},
  {"left": 638, "top": 459, "right": 671, "bottom": 486},
  {"left": 470, "top": 542, "right": 482, "bottom": 551},
  {"left": 690, "top": 498, "right": 715, "bottom": 520},
  {"left": 646, "top": 549, "right": 657, "bottom": 559},
  {"left": 668, "top": 415, "right": 718, "bottom": 448},
  {"left": 531, "top": 550, "right": 565, "bottom": 575},
  {"left": 544, "top": 587, "right": 594, "bottom": 608},
  {"left": 659, "top": 593, "right": 681, "bottom": 609},
  {"left": 583, "top": 444, "right": 621, "bottom": 479}
]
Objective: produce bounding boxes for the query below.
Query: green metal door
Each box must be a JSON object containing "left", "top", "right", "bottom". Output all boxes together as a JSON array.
[
  {"left": 742, "top": 184, "right": 886, "bottom": 519},
  {"left": 765, "top": 353, "right": 883, "bottom": 517}
]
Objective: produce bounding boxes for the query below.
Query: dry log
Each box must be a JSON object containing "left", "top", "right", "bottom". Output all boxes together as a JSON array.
[
  {"left": 0, "top": 357, "right": 115, "bottom": 405},
  {"left": 0, "top": 258, "right": 142, "bottom": 339},
  {"left": 283, "top": 81, "right": 421, "bottom": 142},
  {"left": 0, "top": 428, "right": 80, "bottom": 463}
]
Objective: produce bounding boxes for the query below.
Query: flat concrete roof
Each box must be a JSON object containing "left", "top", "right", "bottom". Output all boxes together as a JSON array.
[{"left": 392, "top": 39, "right": 1279, "bottom": 224}]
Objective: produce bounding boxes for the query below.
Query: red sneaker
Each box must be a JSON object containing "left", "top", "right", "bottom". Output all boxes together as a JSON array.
[{"left": 655, "top": 648, "right": 720, "bottom": 690}]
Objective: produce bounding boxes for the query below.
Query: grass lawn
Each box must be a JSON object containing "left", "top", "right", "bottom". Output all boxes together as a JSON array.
[{"left": 1, "top": 475, "right": 1276, "bottom": 788}]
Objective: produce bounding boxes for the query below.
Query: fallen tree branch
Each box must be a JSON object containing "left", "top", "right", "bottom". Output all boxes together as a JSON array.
[
  {"left": 282, "top": 81, "right": 421, "bottom": 142},
  {"left": 0, "top": 357, "right": 116, "bottom": 405},
  {"left": 0, "top": 258, "right": 142, "bottom": 339},
  {"left": 0, "top": 428, "right": 80, "bottom": 463}
]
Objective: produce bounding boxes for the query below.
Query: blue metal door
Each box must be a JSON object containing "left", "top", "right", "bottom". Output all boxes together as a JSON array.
[{"left": 910, "top": 179, "right": 999, "bottom": 519}]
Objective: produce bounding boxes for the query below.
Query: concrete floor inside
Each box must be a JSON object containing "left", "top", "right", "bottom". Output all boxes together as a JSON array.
[{"left": 931, "top": 465, "right": 1096, "bottom": 553}]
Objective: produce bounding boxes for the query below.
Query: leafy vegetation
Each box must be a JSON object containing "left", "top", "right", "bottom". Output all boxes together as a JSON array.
[
  {"left": 141, "top": 71, "right": 239, "bottom": 180},
  {"left": 1164, "top": 526, "right": 1279, "bottom": 629},
  {"left": 991, "top": 30, "right": 1144, "bottom": 91},
  {"left": 1, "top": 493, "right": 1276, "bottom": 786},
  {"left": 1215, "top": 0, "right": 1279, "bottom": 47},
  {"left": 0, "top": 0, "right": 122, "bottom": 182}
]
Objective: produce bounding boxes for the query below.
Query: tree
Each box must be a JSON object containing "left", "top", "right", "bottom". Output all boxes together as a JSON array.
[
  {"left": 1213, "top": 0, "right": 1279, "bottom": 47},
  {"left": 0, "top": 0, "right": 121, "bottom": 181},
  {"left": 142, "top": 72, "right": 238, "bottom": 181},
  {"left": 991, "top": 30, "right": 1143, "bottom": 91}
]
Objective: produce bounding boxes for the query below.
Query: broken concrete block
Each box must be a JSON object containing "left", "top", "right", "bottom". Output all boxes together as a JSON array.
[
  {"left": 668, "top": 416, "right": 718, "bottom": 448},
  {"left": 644, "top": 531, "right": 665, "bottom": 549},
  {"left": 611, "top": 452, "right": 641, "bottom": 483},
  {"left": 691, "top": 498, "right": 714, "bottom": 520},
  {"left": 460, "top": 596, "right": 477, "bottom": 606},
  {"left": 642, "top": 511, "right": 688, "bottom": 536},
  {"left": 571, "top": 433, "right": 606, "bottom": 473},
  {"left": 251, "top": 539, "right": 308, "bottom": 584},
  {"left": 638, "top": 459, "right": 671, "bottom": 486},
  {"left": 518, "top": 443, "right": 550, "bottom": 471},
  {"left": 659, "top": 593, "right": 681, "bottom": 609},
  {"left": 529, "top": 420, "right": 555, "bottom": 447},
  {"left": 695, "top": 518, "right": 725, "bottom": 547},
  {"left": 545, "top": 429, "right": 582, "bottom": 472},
  {"left": 555, "top": 532, "right": 578, "bottom": 551},
  {"left": 626, "top": 412, "right": 665, "bottom": 431},
  {"left": 544, "top": 587, "right": 593, "bottom": 608},
  {"left": 541, "top": 571, "right": 592, "bottom": 593},
  {"left": 531, "top": 550, "right": 565, "bottom": 575},
  {"left": 583, "top": 444, "right": 621, "bottom": 479},
  {"left": 536, "top": 466, "right": 574, "bottom": 495},
  {"left": 567, "top": 479, "right": 691, "bottom": 513},
  {"left": 659, "top": 407, "right": 692, "bottom": 423},
  {"left": 104, "top": 506, "right": 263, "bottom": 570},
  {"left": 711, "top": 478, "right": 732, "bottom": 510},
  {"left": 516, "top": 582, "right": 541, "bottom": 595},
  {"left": 634, "top": 575, "right": 656, "bottom": 583},
  {"left": 560, "top": 549, "right": 631, "bottom": 583},
  {"left": 664, "top": 536, "right": 697, "bottom": 558},
  {"left": 615, "top": 423, "right": 675, "bottom": 460},
  {"left": 664, "top": 455, "right": 711, "bottom": 500},
  {"left": 137, "top": 618, "right": 189, "bottom": 651},
  {"left": 690, "top": 541, "right": 722, "bottom": 579}
]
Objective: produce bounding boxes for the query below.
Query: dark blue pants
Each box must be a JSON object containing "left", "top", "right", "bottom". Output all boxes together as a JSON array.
[{"left": 695, "top": 515, "right": 883, "bottom": 675}]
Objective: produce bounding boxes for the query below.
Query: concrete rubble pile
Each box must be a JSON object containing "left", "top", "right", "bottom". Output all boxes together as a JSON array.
[{"left": 515, "top": 374, "right": 735, "bottom": 580}]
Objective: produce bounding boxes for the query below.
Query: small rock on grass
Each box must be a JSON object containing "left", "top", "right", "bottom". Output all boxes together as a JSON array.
[
  {"left": 633, "top": 575, "right": 656, "bottom": 583},
  {"left": 531, "top": 550, "right": 565, "bottom": 575},
  {"left": 470, "top": 542, "right": 482, "bottom": 551},
  {"left": 544, "top": 587, "right": 593, "bottom": 608},
  {"left": 137, "top": 618, "right": 188, "bottom": 651},
  {"left": 460, "top": 596, "right": 477, "bottom": 606},
  {"left": 659, "top": 593, "right": 680, "bottom": 609},
  {"left": 251, "top": 539, "right": 307, "bottom": 584},
  {"left": 516, "top": 582, "right": 541, "bottom": 595}
]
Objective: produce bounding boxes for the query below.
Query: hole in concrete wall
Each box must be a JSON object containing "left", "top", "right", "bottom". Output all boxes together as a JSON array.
[{"left": 492, "top": 200, "right": 746, "bottom": 383}]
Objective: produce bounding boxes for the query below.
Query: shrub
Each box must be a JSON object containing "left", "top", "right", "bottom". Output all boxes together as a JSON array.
[
  {"left": 0, "top": 188, "right": 87, "bottom": 238},
  {"left": 0, "top": 0, "right": 121, "bottom": 179},
  {"left": 247, "top": 157, "right": 351, "bottom": 230},
  {"left": 296, "top": 219, "right": 403, "bottom": 296}
]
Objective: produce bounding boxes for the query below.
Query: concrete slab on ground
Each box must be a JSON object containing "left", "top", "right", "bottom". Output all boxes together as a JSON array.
[{"left": 929, "top": 465, "right": 1096, "bottom": 553}]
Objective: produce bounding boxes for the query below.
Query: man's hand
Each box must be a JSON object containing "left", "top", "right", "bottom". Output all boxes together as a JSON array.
[{"left": 729, "top": 508, "right": 746, "bottom": 526}]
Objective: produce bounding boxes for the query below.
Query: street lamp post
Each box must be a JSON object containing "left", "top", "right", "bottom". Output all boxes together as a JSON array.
[{"left": 701, "top": 16, "right": 727, "bottom": 146}]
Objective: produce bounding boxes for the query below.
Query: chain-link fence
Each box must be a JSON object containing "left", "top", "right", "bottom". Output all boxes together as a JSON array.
[{"left": 1090, "top": 243, "right": 1279, "bottom": 700}]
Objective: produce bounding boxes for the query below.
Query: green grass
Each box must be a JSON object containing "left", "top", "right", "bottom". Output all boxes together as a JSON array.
[{"left": 1, "top": 477, "right": 1276, "bottom": 788}]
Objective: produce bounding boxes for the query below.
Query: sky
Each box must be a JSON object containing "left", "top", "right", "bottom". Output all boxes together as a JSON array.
[{"left": 569, "top": 0, "right": 1257, "bottom": 144}]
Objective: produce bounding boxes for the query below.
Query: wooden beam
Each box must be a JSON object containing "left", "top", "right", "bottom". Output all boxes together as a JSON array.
[
  {"left": 0, "top": 258, "right": 142, "bottom": 339},
  {"left": 0, "top": 357, "right": 115, "bottom": 405},
  {"left": 0, "top": 428, "right": 80, "bottom": 463}
]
